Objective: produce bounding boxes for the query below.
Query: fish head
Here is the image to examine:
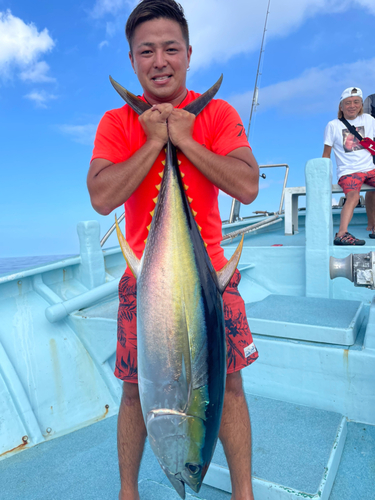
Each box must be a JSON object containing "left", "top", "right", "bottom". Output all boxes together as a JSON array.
[{"left": 147, "top": 410, "right": 206, "bottom": 493}]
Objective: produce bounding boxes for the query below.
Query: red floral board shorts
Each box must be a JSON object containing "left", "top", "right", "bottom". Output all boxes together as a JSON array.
[
  {"left": 114, "top": 269, "right": 259, "bottom": 383},
  {"left": 338, "top": 168, "right": 375, "bottom": 194}
]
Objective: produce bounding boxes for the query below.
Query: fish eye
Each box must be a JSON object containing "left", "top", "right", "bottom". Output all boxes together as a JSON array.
[{"left": 186, "top": 463, "right": 201, "bottom": 475}]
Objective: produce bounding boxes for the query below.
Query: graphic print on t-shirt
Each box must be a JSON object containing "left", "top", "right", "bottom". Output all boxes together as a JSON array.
[
  {"left": 235, "top": 123, "right": 245, "bottom": 137},
  {"left": 342, "top": 126, "right": 365, "bottom": 153}
]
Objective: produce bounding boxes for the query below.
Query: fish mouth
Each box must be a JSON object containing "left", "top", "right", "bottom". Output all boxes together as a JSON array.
[
  {"left": 147, "top": 410, "right": 206, "bottom": 491},
  {"left": 162, "top": 462, "right": 204, "bottom": 497}
]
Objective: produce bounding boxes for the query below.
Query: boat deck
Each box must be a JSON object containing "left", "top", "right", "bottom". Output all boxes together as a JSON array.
[
  {"left": 1, "top": 393, "right": 374, "bottom": 500},
  {"left": 1, "top": 159, "right": 375, "bottom": 499}
]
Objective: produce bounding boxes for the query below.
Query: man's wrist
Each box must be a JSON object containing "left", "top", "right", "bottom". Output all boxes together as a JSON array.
[
  {"left": 172, "top": 136, "right": 196, "bottom": 153},
  {"left": 146, "top": 137, "right": 167, "bottom": 151}
]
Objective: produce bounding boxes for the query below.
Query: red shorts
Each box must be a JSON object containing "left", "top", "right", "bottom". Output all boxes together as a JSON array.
[
  {"left": 338, "top": 169, "right": 375, "bottom": 194},
  {"left": 114, "top": 269, "right": 259, "bottom": 382}
]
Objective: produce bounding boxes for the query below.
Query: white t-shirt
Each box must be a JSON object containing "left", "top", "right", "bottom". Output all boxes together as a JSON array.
[{"left": 324, "top": 113, "right": 375, "bottom": 179}]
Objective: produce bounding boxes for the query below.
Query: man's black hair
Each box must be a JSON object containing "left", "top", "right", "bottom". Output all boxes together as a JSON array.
[{"left": 126, "top": 0, "right": 190, "bottom": 55}]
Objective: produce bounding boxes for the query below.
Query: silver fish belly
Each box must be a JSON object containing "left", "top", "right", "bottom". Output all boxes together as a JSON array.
[{"left": 136, "top": 142, "right": 227, "bottom": 496}]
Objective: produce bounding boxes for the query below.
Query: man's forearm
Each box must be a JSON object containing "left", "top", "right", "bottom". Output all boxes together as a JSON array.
[
  {"left": 176, "top": 138, "right": 259, "bottom": 205},
  {"left": 87, "top": 139, "right": 164, "bottom": 215},
  {"left": 322, "top": 144, "right": 332, "bottom": 158}
]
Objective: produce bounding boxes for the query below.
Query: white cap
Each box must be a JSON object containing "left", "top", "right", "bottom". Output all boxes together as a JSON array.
[{"left": 340, "top": 87, "right": 363, "bottom": 102}]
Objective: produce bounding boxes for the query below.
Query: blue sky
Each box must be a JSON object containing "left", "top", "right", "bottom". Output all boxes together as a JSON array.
[{"left": 1, "top": 0, "right": 375, "bottom": 257}]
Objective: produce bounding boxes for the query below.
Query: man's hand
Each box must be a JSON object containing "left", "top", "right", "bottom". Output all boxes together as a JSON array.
[
  {"left": 167, "top": 108, "right": 195, "bottom": 148},
  {"left": 139, "top": 103, "right": 173, "bottom": 147}
]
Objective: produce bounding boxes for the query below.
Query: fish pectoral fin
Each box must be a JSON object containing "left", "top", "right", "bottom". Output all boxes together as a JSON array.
[
  {"left": 216, "top": 234, "right": 244, "bottom": 293},
  {"left": 115, "top": 214, "right": 141, "bottom": 279}
]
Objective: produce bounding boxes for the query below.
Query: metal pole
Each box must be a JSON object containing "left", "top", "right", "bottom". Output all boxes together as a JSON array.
[
  {"left": 246, "top": 0, "right": 271, "bottom": 139},
  {"left": 100, "top": 212, "right": 125, "bottom": 247}
]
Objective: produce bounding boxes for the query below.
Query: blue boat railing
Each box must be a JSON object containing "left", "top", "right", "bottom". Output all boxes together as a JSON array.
[{"left": 228, "top": 163, "right": 289, "bottom": 223}]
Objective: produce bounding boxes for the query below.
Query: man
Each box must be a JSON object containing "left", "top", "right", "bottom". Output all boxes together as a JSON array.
[
  {"left": 87, "top": 1, "right": 259, "bottom": 499},
  {"left": 323, "top": 87, "right": 375, "bottom": 245}
]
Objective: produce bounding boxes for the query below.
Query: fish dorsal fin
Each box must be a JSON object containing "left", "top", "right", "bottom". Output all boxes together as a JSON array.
[
  {"left": 183, "top": 74, "right": 223, "bottom": 116},
  {"left": 109, "top": 76, "right": 151, "bottom": 115},
  {"left": 216, "top": 234, "right": 244, "bottom": 294},
  {"left": 115, "top": 214, "right": 141, "bottom": 279}
]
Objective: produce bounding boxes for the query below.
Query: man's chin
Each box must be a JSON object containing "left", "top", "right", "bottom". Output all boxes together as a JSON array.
[{"left": 147, "top": 84, "right": 180, "bottom": 103}]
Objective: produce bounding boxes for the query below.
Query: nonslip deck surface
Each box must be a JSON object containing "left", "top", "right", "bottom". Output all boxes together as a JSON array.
[
  {"left": 0, "top": 394, "right": 373, "bottom": 500},
  {"left": 246, "top": 295, "right": 363, "bottom": 345}
]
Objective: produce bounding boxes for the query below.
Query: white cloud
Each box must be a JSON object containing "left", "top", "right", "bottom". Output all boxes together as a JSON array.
[
  {"left": 229, "top": 58, "right": 375, "bottom": 117},
  {"left": 91, "top": 0, "right": 134, "bottom": 19},
  {"left": 58, "top": 124, "right": 98, "bottom": 145},
  {"left": 0, "top": 9, "right": 54, "bottom": 85},
  {"left": 185, "top": 0, "right": 364, "bottom": 71},
  {"left": 20, "top": 61, "right": 55, "bottom": 83},
  {"left": 99, "top": 40, "right": 109, "bottom": 50},
  {"left": 24, "top": 90, "right": 57, "bottom": 108},
  {"left": 88, "top": 0, "right": 375, "bottom": 70},
  {"left": 355, "top": 0, "right": 375, "bottom": 14}
]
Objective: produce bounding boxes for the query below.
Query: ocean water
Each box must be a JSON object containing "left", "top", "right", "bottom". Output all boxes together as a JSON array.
[{"left": 0, "top": 255, "right": 74, "bottom": 276}]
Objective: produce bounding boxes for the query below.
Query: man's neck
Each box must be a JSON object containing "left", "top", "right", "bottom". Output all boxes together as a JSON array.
[
  {"left": 343, "top": 113, "right": 360, "bottom": 121},
  {"left": 143, "top": 89, "right": 188, "bottom": 108}
]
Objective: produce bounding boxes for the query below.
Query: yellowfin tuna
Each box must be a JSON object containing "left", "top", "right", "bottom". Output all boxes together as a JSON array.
[{"left": 112, "top": 76, "right": 244, "bottom": 499}]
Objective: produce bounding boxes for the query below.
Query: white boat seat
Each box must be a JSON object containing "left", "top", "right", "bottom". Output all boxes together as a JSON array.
[{"left": 284, "top": 184, "right": 375, "bottom": 235}]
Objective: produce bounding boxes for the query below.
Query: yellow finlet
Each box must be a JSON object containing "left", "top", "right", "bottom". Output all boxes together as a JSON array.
[
  {"left": 198, "top": 225, "right": 202, "bottom": 232},
  {"left": 181, "top": 172, "right": 185, "bottom": 178},
  {"left": 184, "top": 184, "right": 189, "bottom": 191},
  {"left": 192, "top": 210, "right": 197, "bottom": 217},
  {"left": 147, "top": 224, "right": 151, "bottom": 231},
  {"left": 204, "top": 241, "right": 208, "bottom": 248},
  {"left": 188, "top": 197, "right": 193, "bottom": 203},
  {"left": 150, "top": 210, "right": 155, "bottom": 217},
  {"left": 144, "top": 238, "right": 148, "bottom": 244},
  {"left": 155, "top": 183, "right": 161, "bottom": 191},
  {"left": 161, "top": 160, "right": 166, "bottom": 166},
  {"left": 178, "top": 160, "right": 182, "bottom": 166},
  {"left": 153, "top": 196, "right": 158, "bottom": 204},
  {"left": 159, "top": 171, "right": 164, "bottom": 178}
]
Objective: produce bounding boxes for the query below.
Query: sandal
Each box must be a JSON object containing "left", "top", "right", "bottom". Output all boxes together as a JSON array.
[
  {"left": 370, "top": 230, "right": 375, "bottom": 239},
  {"left": 334, "top": 232, "right": 365, "bottom": 246}
]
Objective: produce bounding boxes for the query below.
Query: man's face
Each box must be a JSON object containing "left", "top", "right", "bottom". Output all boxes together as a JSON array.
[
  {"left": 340, "top": 96, "right": 362, "bottom": 120},
  {"left": 129, "top": 18, "right": 192, "bottom": 106}
]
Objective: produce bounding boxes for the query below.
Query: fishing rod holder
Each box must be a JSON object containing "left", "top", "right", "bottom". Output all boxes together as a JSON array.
[{"left": 330, "top": 252, "right": 375, "bottom": 289}]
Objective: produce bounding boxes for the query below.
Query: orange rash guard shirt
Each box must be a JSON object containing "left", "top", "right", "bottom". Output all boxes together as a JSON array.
[{"left": 91, "top": 90, "right": 251, "bottom": 271}]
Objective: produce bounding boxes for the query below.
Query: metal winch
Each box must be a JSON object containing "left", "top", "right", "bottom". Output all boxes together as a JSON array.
[{"left": 330, "top": 252, "right": 375, "bottom": 289}]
